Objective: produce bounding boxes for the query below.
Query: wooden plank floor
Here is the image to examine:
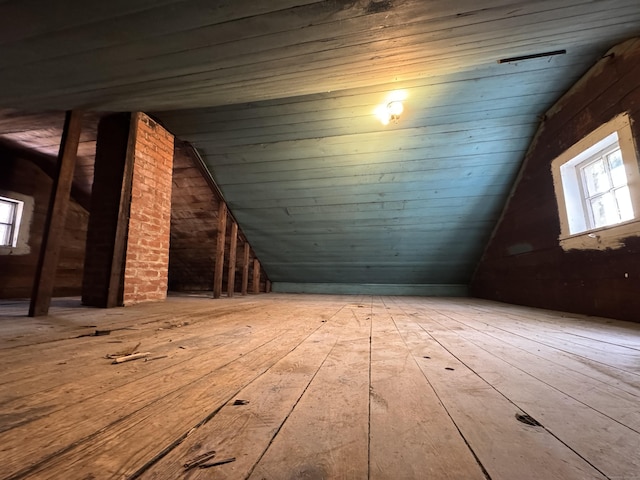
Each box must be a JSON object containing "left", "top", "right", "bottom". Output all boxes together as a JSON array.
[{"left": 0, "top": 294, "right": 638, "bottom": 480}]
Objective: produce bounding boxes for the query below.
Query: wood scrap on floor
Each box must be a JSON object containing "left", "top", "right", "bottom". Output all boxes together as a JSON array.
[
  {"left": 105, "top": 342, "right": 141, "bottom": 359},
  {"left": 144, "top": 355, "right": 168, "bottom": 362},
  {"left": 111, "top": 352, "right": 151, "bottom": 364},
  {"left": 198, "top": 457, "right": 236, "bottom": 468},
  {"left": 183, "top": 450, "right": 216, "bottom": 470}
]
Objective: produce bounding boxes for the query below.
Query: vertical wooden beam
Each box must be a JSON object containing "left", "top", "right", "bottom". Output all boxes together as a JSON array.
[
  {"left": 241, "top": 243, "right": 250, "bottom": 295},
  {"left": 213, "top": 202, "right": 227, "bottom": 299},
  {"left": 81, "top": 113, "right": 133, "bottom": 308},
  {"left": 226, "top": 221, "right": 238, "bottom": 298},
  {"left": 252, "top": 258, "right": 261, "bottom": 294},
  {"left": 106, "top": 113, "right": 137, "bottom": 308},
  {"left": 266, "top": 280, "right": 272, "bottom": 293},
  {"left": 29, "top": 110, "right": 83, "bottom": 317}
]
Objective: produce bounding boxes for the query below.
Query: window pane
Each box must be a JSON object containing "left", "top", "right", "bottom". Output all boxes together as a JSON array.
[
  {"left": 0, "top": 224, "right": 11, "bottom": 246},
  {"left": 0, "top": 200, "right": 15, "bottom": 223},
  {"left": 608, "top": 149, "right": 627, "bottom": 187},
  {"left": 590, "top": 193, "right": 618, "bottom": 228},
  {"left": 614, "top": 186, "right": 634, "bottom": 222},
  {"left": 583, "top": 159, "right": 611, "bottom": 195}
]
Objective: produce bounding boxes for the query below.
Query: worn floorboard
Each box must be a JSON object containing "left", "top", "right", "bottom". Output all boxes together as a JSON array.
[{"left": 0, "top": 294, "right": 638, "bottom": 480}]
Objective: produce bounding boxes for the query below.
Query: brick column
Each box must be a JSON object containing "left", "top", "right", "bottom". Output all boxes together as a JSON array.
[
  {"left": 82, "top": 113, "right": 174, "bottom": 307},
  {"left": 122, "top": 114, "right": 174, "bottom": 305}
]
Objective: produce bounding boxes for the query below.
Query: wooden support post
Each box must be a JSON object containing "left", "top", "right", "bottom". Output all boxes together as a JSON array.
[
  {"left": 213, "top": 202, "right": 227, "bottom": 299},
  {"left": 241, "top": 243, "right": 250, "bottom": 295},
  {"left": 106, "top": 114, "right": 137, "bottom": 308},
  {"left": 252, "top": 258, "right": 261, "bottom": 294},
  {"left": 266, "top": 280, "right": 272, "bottom": 293},
  {"left": 29, "top": 110, "right": 83, "bottom": 317},
  {"left": 227, "top": 221, "right": 238, "bottom": 298}
]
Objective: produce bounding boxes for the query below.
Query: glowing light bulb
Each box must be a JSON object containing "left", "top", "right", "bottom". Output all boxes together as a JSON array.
[
  {"left": 374, "top": 90, "right": 408, "bottom": 125},
  {"left": 374, "top": 105, "right": 391, "bottom": 125},
  {"left": 387, "top": 101, "right": 403, "bottom": 118}
]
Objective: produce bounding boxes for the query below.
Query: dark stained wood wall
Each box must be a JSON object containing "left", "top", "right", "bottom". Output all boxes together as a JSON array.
[
  {"left": 168, "top": 144, "right": 266, "bottom": 294},
  {"left": 0, "top": 110, "right": 101, "bottom": 205},
  {"left": 0, "top": 155, "right": 88, "bottom": 298},
  {"left": 471, "top": 38, "right": 640, "bottom": 323},
  {"left": 168, "top": 145, "right": 218, "bottom": 292}
]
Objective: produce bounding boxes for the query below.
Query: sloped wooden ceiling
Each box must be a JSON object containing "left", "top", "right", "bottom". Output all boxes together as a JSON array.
[
  {"left": 1, "top": 0, "right": 639, "bottom": 291},
  {"left": 155, "top": 62, "right": 564, "bottom": 286}
]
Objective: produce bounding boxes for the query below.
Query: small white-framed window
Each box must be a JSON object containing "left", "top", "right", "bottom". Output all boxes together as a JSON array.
[
  {"left": 577, "top": 142, "right": 633, "bottom": 229},
  {"left": 551, "top": 113, "right": 640, "bottom": 250},
  {"left": 0, "top": 196, "right": 23, "bottom": 248},
  {"left": 0, "top": 191, "right": 33, "bottom": 255}
]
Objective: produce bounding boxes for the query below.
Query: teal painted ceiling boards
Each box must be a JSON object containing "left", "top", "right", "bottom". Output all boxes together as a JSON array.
[
  {"left": 1, "top": 1, "right": 639, "bottom": 288},
  {"left": 155, "top": 61, "right": 565, "bottom": 284}
]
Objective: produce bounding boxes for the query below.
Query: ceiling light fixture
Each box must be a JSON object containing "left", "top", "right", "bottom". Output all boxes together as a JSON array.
[
  {"left": 387, "top": 101, "right": 404, "bottom": 119},
  {"left": 375, "top": 90, "right": 408, "bottom": 125}
]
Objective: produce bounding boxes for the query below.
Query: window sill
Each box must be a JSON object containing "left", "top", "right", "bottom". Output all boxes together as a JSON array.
[
  {"left": 0, "top": 244, "right": 31, "bottom": 256},
  {"left": 559, "top": 219, "right": 640, "bottom": 251}
]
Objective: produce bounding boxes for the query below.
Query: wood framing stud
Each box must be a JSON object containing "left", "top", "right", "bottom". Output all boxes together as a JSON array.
[
  {"left": 241, "top": 243, "right": 250, "bottom": 295},
  {"left": 213, "top": 202, "right": 227, "bottom": 299},
  {"left": 227, "top": 221, "right": 238, "bottom": 297},
  {"left": 29, "top": 110, "right": 83, "bottom": 317},
  {"left": 252, "top": 258, "right": 261, "bottom": 294}
]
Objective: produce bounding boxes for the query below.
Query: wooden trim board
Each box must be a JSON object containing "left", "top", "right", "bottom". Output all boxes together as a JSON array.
[{"left": 272, "top": 282, "right": 469, "bottom": 296}]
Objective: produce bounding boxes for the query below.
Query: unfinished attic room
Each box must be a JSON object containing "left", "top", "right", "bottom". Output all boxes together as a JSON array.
[{"left": 2, "top": 1, "right": 640, "bottom": 479}]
